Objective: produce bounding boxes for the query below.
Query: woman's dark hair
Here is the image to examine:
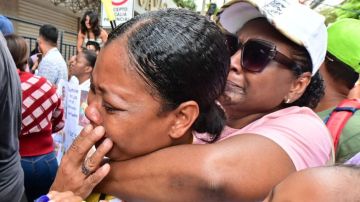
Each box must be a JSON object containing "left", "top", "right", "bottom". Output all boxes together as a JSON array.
[
  {"left": 81, "top": 49, "right": 97, "bottom": 68},
  {"left": 283, "top": 44, "right": 325, "bottom": 109},
  {"left": 5, "top": 34, "right": 28, "bottom": 71},
  {"left": 325, "top": 52, "right": 359, "bottom": 89},
  {"left": 80, "top": 11, "right": 101, "bottom": 37},
  {"left": 106, "top": 9, "right": 230, "bottom": 142}
]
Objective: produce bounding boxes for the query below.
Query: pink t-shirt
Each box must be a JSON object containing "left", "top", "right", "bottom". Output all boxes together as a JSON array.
[{"left": 194, "top": 106, "right": 333, "bottom": 171}]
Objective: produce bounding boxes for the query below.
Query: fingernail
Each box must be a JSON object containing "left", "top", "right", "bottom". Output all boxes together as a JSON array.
[
  {"left": 103, "top": 138, "right": 113, "bottom": 146},
  {"left": 94, "top": 126, "right": 105, "bottom": 135},
  {"left": 84, "top": 124, "right": 93, "bottom": 133}
]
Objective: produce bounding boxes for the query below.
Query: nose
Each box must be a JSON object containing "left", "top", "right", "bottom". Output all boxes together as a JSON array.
[
  {"left": 85, "top": 93, "right": 102, "bottom": 126},
  {"left": 229, "top": 51, "right": 243, "bottom": 75}
]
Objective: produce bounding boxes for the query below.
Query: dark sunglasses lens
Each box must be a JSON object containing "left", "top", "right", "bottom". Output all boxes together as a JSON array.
[
  {"left": 225, "top": 34, "right": 239, "bottom": 56},
  {"left": 242, "top": 40, "right": 272, "bottom": 72}
]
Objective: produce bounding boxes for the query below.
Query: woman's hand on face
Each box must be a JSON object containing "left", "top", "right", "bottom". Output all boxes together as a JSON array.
[{"left": 50, "top": 125, "right": 113, "bottom": 198}]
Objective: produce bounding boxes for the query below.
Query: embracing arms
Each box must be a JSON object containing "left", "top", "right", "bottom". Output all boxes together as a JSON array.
[
  {"left": 51, "top": 125, "right": 296, "bottom": 202},
  {"left": 97, "top": 134, "right": 295, "bottom": 202}
]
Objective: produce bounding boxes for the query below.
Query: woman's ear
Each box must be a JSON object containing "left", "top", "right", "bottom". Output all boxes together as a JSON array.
[
  {"left": 285, "top": 72, "right": 311, "bottom": 103},
  {"left": 85, "top": 65, "right": 93, "bottom": 74},
  {"left": 169, "top": 101, "right": 199, "bottom": 140}
]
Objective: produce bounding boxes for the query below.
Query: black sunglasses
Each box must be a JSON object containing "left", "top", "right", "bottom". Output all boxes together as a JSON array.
[{"left": 225, "top": 34, "right": 300, "bottom": 73}]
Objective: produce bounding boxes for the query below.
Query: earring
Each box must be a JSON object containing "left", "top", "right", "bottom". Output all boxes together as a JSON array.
[{"left": 285, "top": 98, "right": 291, "bottom": 104}]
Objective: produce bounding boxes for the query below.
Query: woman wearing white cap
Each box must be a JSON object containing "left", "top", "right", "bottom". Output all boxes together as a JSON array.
[{"left": 50, "top": 1, "right": 333, "bottom": 201}]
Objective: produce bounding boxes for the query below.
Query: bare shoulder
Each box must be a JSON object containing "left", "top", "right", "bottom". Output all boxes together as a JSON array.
[
  {"left": 78, "top": 31, "right": 85, "bottom": 39},
  {"left": 100, "top": 29, "right": 108, "bottom": 37}
]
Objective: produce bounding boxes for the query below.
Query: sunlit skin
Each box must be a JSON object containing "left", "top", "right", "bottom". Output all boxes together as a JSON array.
[
  {"left": 219, "top": 18, "right": 310, "bottom": 129},
  {"left": 263, "top": 166, "right": 360, "bottom": 202},
  {"left": 85, "top": 37, "right": 193, "bottom": 161}
]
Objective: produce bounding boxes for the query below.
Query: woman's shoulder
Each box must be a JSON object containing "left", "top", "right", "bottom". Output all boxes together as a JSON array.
[
  {"left": 100, "top": 28, "right": 108, "bottom": 35},
  {"left": 248, "top": 106, "right": 333, "bottom": 170}
]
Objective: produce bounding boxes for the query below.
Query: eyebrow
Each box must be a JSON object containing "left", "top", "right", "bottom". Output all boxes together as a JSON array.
[{"left": 90, "top": 73, "right": 130, "bottom": 103}]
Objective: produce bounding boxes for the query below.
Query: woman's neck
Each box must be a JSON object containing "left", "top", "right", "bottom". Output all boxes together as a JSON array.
[{"left": 226, "top": 106, "right": 283, "bottom": 129}]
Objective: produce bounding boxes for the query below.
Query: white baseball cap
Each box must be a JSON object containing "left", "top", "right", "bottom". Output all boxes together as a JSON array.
[{"left": 216, "top": 0, "right": 327, "bottom": 75}]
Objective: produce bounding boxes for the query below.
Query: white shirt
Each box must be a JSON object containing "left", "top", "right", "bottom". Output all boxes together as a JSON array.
[
  {"left": 37, "top": 47, "right": 68, "bottom": 86},
  {"left": 79, "top": 79, "right": 90, "bottom": 91}
]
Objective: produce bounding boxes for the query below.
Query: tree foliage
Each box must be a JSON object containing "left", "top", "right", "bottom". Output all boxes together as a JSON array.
[
  {"left": 173, "top": 0, "right": 196, "bottom": 11},
  {"left": 320, "top": 0, "right": 360, "bottom": 25},
  {"left": 336, "top": 0, "right": 360, "bottom": 20}
]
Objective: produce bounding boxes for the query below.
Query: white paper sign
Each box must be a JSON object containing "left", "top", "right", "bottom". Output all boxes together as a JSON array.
[
  {"left": 101, "top": 0, "right": 135, "bottom": 27},
  {"left": 53, "top": 77, "right": 90, "bottom": 163}
]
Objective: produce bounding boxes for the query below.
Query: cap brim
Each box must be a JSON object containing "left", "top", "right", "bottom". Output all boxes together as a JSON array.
[{"left": 219, "top": 2, "right": 263, "bottom": 34}]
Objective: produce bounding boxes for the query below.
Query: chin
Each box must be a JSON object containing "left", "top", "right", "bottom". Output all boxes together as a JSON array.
[{"left": 105, "top": 148, "right": 133, "bottom": 162}]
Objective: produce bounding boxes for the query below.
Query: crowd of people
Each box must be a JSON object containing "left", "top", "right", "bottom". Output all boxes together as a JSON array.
[
  {"left": 0, "top": 10, "right": 102, "bottom": 202},
  {"left": 0, "top": 0, "right": 360, "bottom": 201}
]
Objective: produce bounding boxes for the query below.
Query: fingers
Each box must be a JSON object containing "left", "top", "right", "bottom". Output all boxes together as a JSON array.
[
  {"left": 51, "top": 124, "right": 108, "bottom": 192},
  {"left": 47, "top": 191, "right": 83, "bottom": 202},
  {"left": 50, "top": 124, "right": 112, "bottom": 196},
  {"left": 67, "top": 125, "right": 106, "bottom": 164},
  {"left": 84, "top": 138, "right": 113, "bottom": 172},
  {"left": 78, "top": 163, "right": 111, "bottom": 199}
]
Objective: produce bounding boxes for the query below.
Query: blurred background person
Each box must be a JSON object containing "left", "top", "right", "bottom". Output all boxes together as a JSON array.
[
  {"left": 37, "top": 24, "right": 68, "bottom": 86},
  {"left": 315, "top": 18, "right": 360, "bottom": 163},
  {"left": 6, "top": 34, "right": 65, "bottom": 202},
  {"left": 28, "top": 42, "right": 42, "bottom": 74},
  {"left": 0, "top": 26, "right": 26, "bottom": 202},
  {"left": 0, "top": 15, "right": 14, "bottom": 36},
  {"left": 85, "top": 40, "right": 100, "bottom": 54},
  {"left": 69, "top": 49, "right": 97, "bottom": 90},
  {"left": 77, "top": 11, "right": 108, "bottom": 53},
  {"left": 67, "top": 54, "right": 77, "bottom": 80}
]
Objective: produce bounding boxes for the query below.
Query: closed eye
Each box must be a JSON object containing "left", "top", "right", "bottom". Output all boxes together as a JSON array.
[{"left": 102, "top": 102, "right": 124, "bottom": 114}]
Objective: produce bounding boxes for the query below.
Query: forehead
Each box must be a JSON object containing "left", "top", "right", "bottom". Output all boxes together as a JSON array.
[
  {"left": 77, "top": 52, "right": 85, "bottom": 58},
  {"left": 237, "top": 18, "right": 295, "bottom": 56},
  {"left": 92, "top": 38, "right": 147, "bottom": 90},
  {"left": 95, "top": 39, "right": 129, "bottom": 76},
  {"left": 237, "top": 19, "right": 290, "bottom": 46}
]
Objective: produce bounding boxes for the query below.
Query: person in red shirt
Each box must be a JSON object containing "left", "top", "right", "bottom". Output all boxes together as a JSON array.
[{"left": 5, "top": 34, "right": 64, "bottom": 201}]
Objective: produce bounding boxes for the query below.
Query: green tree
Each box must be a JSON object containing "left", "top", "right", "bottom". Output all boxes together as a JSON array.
[
  {"left": 173, "top": 0, "right": 196, "bottom": 11},
  {"left": 320, "top": 0, "right": 360, "bottom": 25},
  {"left": 336, "top": 0, "right": 360, "bottom": 20},
  {"left": 320, "top": 7, "right": 339, "bottom": 25}
]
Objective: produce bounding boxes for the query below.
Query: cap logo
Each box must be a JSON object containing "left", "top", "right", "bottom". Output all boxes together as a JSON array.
[{"left": 263, "top": 0, "right": 289, "bottom": 17}]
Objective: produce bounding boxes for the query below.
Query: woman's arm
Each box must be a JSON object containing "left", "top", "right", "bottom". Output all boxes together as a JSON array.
[
  {"left": 97, "top": 134, "right": 295, "bottom": 202},
  {"left": 77, "top": 31, "right": 85, "bottom": 53},
  {"left": 49, "top": 129, "right": 290, "bottom": 202},
  {"left": 100, "top": 29, "right": 108, "bottom": 44}
]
